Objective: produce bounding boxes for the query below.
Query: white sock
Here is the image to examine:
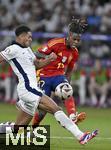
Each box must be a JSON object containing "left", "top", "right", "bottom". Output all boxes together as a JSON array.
[
  {"left": 91, "top": 94, "right": 97, "bottom": 105},
  {"left": 99, "top": 95, "right": 106, "bottom": 106},
  {"left": 54, "top": 111, "right": 84, "bottom": 140}
]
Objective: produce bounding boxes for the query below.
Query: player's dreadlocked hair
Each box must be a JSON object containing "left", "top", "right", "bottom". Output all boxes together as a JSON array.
[{"left": 68, "top": 18, "right": 88, "bottom": 34}]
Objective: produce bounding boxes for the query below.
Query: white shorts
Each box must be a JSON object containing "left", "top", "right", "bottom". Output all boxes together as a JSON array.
[{"left": 16, "top": 91, "right": 43, "bottom": 116}]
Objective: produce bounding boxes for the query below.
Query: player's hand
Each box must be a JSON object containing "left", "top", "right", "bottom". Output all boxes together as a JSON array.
[{"left": 48, "top": 52, "right": 57, "bottom": 61}]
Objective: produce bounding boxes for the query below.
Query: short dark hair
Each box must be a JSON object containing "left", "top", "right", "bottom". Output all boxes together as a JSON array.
[
  {"left": 68, "top": 18, "right": 88, "bottom": 34},
  {"left": 15, "top": 25, "right": 31, "bottom": 36}
]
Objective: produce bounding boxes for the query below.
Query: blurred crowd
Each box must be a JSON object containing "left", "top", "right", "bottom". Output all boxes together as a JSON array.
[
  {"left": 0, "top": 0, "right": 111, "bottom": 33},
  {"left": 0, "top": 0, "right": 111, "bottom": 34},
  {"left": 0, "top": 62, "right": 17, "bottom": 104},
  {"left": 0, "top": 0, "right": 111, "bottom": 58},
  {"left": 0, "top": 0, "right": 111, "bottom": 107},
  {"left": 71, "top": 59, "right": 111, "bottom": 108}
]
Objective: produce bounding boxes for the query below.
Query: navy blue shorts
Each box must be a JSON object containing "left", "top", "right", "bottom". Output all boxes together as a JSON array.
[{"left": 38, "top": 75, "right": 68, "bottom": 96}]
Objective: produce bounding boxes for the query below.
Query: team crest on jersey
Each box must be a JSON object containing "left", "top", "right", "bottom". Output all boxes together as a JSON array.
[
  {"left": 62, "top": 56, "right": 67, "bottom": 63},
  {"left": 4, "top": 48, "right": 10, "bottom": 54},
  {"left": 42, "top": 46, "right": 48, "bottom": 52}
]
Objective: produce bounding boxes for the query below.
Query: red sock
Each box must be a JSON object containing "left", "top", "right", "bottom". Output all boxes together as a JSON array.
[
  {"left": 64, "top": 96, "right": 76, "bottom": 115},
  {"left": 32, "top": 111, "right": 47, "bottom": 126},
  {"left": 32, "top": 112, "right": 40, "bottom": 126}
]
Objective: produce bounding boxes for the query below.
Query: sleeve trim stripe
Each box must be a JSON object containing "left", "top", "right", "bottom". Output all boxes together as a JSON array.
[{"left": 0, "top": 52, "right": 9, "bottom": 61}]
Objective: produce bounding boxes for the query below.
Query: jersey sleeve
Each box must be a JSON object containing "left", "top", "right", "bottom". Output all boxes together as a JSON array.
[
  {"left": 38, "top": 44, "right": 52, "bottom": 55},
  {"left": 0, "top": 46, "right": 18, "bottom": 61}
]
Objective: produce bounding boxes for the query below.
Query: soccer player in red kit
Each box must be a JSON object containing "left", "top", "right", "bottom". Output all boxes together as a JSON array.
[{"left": 32, "top": 18, "right": 87, "bottom": 126}]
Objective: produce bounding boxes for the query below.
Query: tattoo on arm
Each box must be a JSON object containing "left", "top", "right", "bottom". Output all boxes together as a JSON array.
[{"left": 34, "top": 51, "right": 49, "bottom": 59}]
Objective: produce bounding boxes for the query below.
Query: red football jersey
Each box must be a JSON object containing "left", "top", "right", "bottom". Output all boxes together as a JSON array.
[{"left": 37, "top": 38, "right": 79, "bottom": 77}]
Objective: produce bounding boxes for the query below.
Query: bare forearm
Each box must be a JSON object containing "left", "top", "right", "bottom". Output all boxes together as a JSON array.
[
  {"left": 34, "top": 51, "right": 47, "bottom": 59},
  {"left": 34, "top": 58, "right": 52, "bottom": 69},
  {"left": 34, "top": 52, "right": 57, "bottom": 69}
]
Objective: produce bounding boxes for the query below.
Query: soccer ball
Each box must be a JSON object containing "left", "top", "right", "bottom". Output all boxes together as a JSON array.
[{"left": 55, "top": 83, "right": 73, "bottom": 100}]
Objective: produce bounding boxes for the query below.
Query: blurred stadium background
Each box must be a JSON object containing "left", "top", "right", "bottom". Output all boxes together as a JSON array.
[{"left": 0, "top": 0, "right": 111, "bottom": 149}]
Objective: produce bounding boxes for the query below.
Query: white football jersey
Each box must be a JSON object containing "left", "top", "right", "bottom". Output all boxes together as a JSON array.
[{"left": 0, "top": 42, "right": 43, "bottom": 97}]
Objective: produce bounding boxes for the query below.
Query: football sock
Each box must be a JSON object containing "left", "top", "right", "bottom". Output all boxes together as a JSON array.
[
  {"left": 32, "top": 111, "right": 46, "bottom": 126},
  {"left": 64, "top": 96, "right": 76, "bottom": 115},
  {"left": 99, "top": 95, "right": 106, "bottom": 106},
  {"left": 54, "top": 110, "right": 83, "bottom": 140},
  {"left": 91, "top": 94, "right": 97, "bottom": 105},
  {"left": 32, "top": 112, "right": 40, "bottom": 125}
]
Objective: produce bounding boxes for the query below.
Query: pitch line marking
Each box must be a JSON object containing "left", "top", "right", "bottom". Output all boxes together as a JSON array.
[{"left": 51, "top": 136, "right": 111, "bottom": 140}]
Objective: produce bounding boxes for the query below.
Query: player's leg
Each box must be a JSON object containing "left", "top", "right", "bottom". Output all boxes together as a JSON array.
[
  {"left": 78, "top": 74, "right": 86, "bottom": 106},
  {"left": 0, "top": 98, "right": 36, "bottom": 134},
  {"left": 15, "top": 107, "right": 32, "bottom": 125},
  {"left": 99, "top": 82, "right": 109, "bottom": 107},
  {"left": 53, "top": 75, "right": 86, "bottom": 124},
  {"left": 0, "top": 92, "right": 98, "bottom": 144},
  {"left": 0, "top": 91, "right": 44, "bottom": 132},
  {"left": 39, "top": 94, "right": 98, "bottom": 144},
  {"left": 15, "top": 91, "right": 43, "bottom": 126},
  {"left": 32, "top": 110, "right": 47, "bottom": 125},
  {"left": 32, "top": 76, "right": 78, "bottom": 125},
  {"left": 64, "top": 96, "right": 86, "bottom": 124},
  {"left": 4, "top": 77, "right": 11, "bottom": 102},
  {"left": 32, "top": 75, "right": 86, "bottom": 126},
  {"left": 88, "top": 81, "right": 98, "bottom": 106}
]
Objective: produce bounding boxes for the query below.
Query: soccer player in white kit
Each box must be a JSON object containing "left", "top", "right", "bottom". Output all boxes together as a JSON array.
[{"left": 0, "top": 25, "right": 98, "bottom": 145}]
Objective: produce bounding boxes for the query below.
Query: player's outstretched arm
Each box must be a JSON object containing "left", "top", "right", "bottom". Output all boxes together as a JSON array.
[
  {"left": 34, "top": 51, "right": 48, "bottom": 59},
  {"left": 34, "top": 52, "right": 57, "bottom": 69}
]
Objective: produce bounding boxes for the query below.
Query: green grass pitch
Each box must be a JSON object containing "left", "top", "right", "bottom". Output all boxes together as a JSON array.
[{"left": 0, "top": 103, "right": 110, "bottom": 150}]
